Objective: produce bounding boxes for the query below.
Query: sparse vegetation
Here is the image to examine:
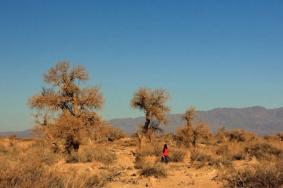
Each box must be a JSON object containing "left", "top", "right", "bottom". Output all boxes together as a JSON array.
[
  {"left": 78, "top": 144, "right": 116, "bottom": 164},
  {"left": 140, "top": 163, "right": 167, "bottom": 178},
  {"left": 223, "top": 161, "right": 283, "bottom": 188},
  {"left": 170, "top": 149, "right": 186, "bottom": 162}
]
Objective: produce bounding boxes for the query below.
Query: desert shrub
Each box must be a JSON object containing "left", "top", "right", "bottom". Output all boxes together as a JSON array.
[
  {"left": 78, "top": 145, "right": 95, "bottom": 162},
  {"left": 0, "top": 142, "right": 8, "bottom": 154},
  {"left": 170, "top": 149, "right": 186, "bottom": 162},
  {"left": 191, "top": 149, "right": 213, "bottom": 168},
  {"left": 223, "top": 161, "right": 283, "bottom": 188},
  {"left": 191, "top": 149, "right": 232, "bottom": 168},
  {"left": 0, "top": 158, "right": 45, "bottom": 188},
  {"left": 134, "top": 154, "right": 145, "bottom": 169},
  {"left": 215, "top": 127, "right": 229, "bottom": 144},
  {"left": 226, "top": 129, "right": 257, "bottom": 142},
  {"left": 277, "top": 132, "right": 283, "bottom": 141},
  {"left": 78, "top": 145, "right": 116, "bottom": 164},
  {"left": 84, "top": 175, "right": 103, "bottom": 188},
  {"left": 138, "top": 143, "right": 163, "bottom": 157},
  {"left": 176, "top": 126, "right": 194, "bottom": 147},
  {"left": 194, "top": 122, "right": 212, "bottom": 145},
  {"left": 244, "top": 142, "right": 282, "bottom": 160},
  {"left": 140, "top": 163, "right": 167, "bottom": 178},
  {"left": 99, "top": 125, "right": 125, "bottom": 142},
  {"left": 176, "top": 122, "right": 212, "bottom": 147},
  {"left": 216, "top": 143, "right": 246, "bottom": 161}
]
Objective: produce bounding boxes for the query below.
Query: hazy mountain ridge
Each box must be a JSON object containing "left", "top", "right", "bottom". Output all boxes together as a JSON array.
[
  {"left": 110, "top": 106, "right": 283, "bottom": 135},
  {"left": 1, "top": 106, "right": 283, "bottom": 137}
]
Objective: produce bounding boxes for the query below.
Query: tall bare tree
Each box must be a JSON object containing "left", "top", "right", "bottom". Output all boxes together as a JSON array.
[
  {"left": 131, "top": 88, "right": 170, "bottom": 140},
  {"left": 29, "top": 61, "right": 104, "bottom": 154},
  {"left": 183, "top": 106, "right": 196, "bottom": 128}
]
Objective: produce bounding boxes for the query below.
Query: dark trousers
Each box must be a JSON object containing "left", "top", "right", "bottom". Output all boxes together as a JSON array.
[{"left": 161, "top": 156, "right": 169, "bottom": 163}]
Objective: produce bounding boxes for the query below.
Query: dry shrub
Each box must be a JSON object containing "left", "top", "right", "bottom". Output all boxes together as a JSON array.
[
  {"left": 83, "top": 175, "right": 102, "bottom": 188},
  {"left": 223, "top": 161, "right": 283, "bottom": 188},
  {"left": 60, "top": 169, "right": 106, "bottom": 188},
  {"left": 0, "top": 140, "right": 62, "bottom": 188},
  {"left": 176, "top": 122, "right": 212, "bottom": 147},
  {"left": 191, "top": 149, "right": 231, "bottom": 168},
  {"left": 0, "top": 157, "right": 56, "bottom": 188},
  {"left": 244, "top": 142, "right": 283, "bottom": 160},
  {"left": 140, "top": 163, "right": 167, "bottom": 178},
  {"left": 194, "top": 122, "right": 212, "bottom": 144},
  {"left": 226, "top": 129, "right": 257, "bottom": 142},
  {"left": 170, "top": 149, "right": 186, "bottom": 162},
  {"left": 176, "top": 126, "right": 194, "bottom": 147},
  {"left": 134, "top": 154, "right": 145, "bottom": 169},
  {"left": 78, "top": 145, "right": 116, "bottom": 164},
  {"left": 100, "top": 125, "right": 125, "bottom": 142},
  {"left": 216, "top": 142, "right": 246, "bottom": 161},
  {"left": 0, "top": 142, "right": 8, "bottom": 154},
  {"left": 138, "top": 143, "right": 163, "bottom": 157},
  {"left": 277, "top": 132, "right": 283, "bottom": 141}
]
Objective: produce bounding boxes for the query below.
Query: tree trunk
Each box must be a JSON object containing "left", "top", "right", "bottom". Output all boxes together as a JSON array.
[{"left": 143, "top": 117, "right": 150, "bottom": 134}]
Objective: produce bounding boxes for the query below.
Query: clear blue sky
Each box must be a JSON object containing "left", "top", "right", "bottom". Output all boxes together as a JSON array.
[{"left": 0, "top": 0, "right": 282, "bottom": 131}]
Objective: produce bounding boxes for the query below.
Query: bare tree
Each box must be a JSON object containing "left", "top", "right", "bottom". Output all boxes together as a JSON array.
[
  {"left": 131, "top": 88, "right": 170, "bottom": 143},
  {"left": 183, "top": 106, "right": 196, "bottom": 128},
  {"left": 29, "top": 61, "right": 104, "bottom": 154}
]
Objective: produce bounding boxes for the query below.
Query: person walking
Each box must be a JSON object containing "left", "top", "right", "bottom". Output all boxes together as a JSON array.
[{"left": 161, "top": 144, "right": 169, "bottom": 163}]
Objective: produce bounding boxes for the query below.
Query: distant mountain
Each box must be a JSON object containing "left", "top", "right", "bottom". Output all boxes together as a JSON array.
[
  {"left": 1, "top": 106, "right": 283, "bottom": 137},
  {"left": 0, "top": 129, "right": 31, "bottom": 138},
  {"left": 110, "top": 106, "right": 283, "bottom": 135}
]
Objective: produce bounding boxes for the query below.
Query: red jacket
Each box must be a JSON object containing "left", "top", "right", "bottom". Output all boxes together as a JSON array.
[{"left": 163, "top": 148, "right": 169, "bottom": 157}]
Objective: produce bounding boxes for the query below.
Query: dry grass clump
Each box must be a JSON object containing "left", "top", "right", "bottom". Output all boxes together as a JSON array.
[
  {"left": 138, "top": 143, "right": 163, "bottom": 157},
  {"left": 0, "top": 155, "right": 61, "bottom": 188},
  {"left": 78, "top": 145, "right": 116, "bottom": 164},
  {"left": 223, "top": 161, "right": 283, "bottom": 188},
  {"left": 0, "top": 142, "right": 8, "bottom": 154},
  {"left": 97, "top": 125, "right": 126, "bottom": 142},
  {"left": 170, "top": 149, "right": 186, "bottom": 162},
  {"left": 59, "top": 169, "right": 108, "bottom": 188},
  {"left": 191, "top": 149, "right": 232, "bottom": 168},
  {"left": 244, "top": 142, "right": 283, "bottom": 160},
  {"left": 216, "top": 142, "right": 246, "bottom": 161},
  {"left": 140, "top": 163, "right": 167, "bottom": 178},
  {"left": 221, "top": 129, "right": 257, "bottom": 143}
]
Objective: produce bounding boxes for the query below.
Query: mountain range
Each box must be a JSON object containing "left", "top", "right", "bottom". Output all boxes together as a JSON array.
[
  {"left": 110, "top": 106, "right": 283, "bottom": 135},
  {"left": 1, "top": 106, "right": 283, "bottom": 138}
]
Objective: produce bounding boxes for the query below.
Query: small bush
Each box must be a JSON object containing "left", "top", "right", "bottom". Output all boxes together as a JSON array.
[
  {"left": 138, "top": 143, "right": 163, "bottom": 157},
  {"left": 191, "top": 149, "right": 232, "bottom": 168},
  {"left": 0, "top": 143, "right": 8, "bottom": 154},
  {"left": 140, "top": 163, "right": 167, "bottom": 178},
  {"left": 223, "top": 162, "right": 283, "bottom": 188},
  {"left": 78, "top": 145, "right": 116, "bottom": 164},
  {"left": 101, "top": 126, "right": 125, "bottom": 142},
  {"left": 84, "top": 175, "right": 104, "bottom": 188},
  {"left": 227, "top": 129, "right": 257, "bottom": 142},
  {"left": 277, "top": 132, "right": 283, "bottom": 141},
  {"left": 176, "top": 126, "right": 194, "bottom": 147},
  {"left": 245, "top": 142, "right": 282, "bottom": 160},
  {"left": 216, "top": 143, "right": 246, "bottom": 161},
  {"left": 170, "top": 149, "right": 186, "bottom": 162}
]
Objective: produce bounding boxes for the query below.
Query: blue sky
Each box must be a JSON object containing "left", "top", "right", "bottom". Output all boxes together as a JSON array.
[{"left": 0, "top": 0, "right": 282, "bottom": 131}]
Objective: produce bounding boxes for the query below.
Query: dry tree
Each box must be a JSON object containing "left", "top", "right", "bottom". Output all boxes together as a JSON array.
[
  {"left": 131, "top": 88, "right": 170, "bottom": 144},
  {"left": 29, "top": 61, "right": 104, "bottom": 156},
  {"left": 176, "top": 107, "right": 212, "bottom": 147},
  {"left": 183, "top": 106, "right": 196, "bottom": 128}
]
